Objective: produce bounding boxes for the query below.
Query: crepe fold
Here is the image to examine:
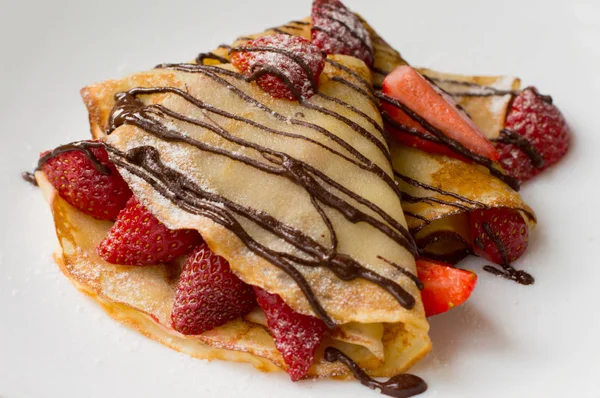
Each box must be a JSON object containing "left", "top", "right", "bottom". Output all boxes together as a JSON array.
[
  {"left": 188, "top": 17, "right": 536, "bottom": 262},
  {"left": 39, "top": 19, "right": 433, "bottom": 376}
]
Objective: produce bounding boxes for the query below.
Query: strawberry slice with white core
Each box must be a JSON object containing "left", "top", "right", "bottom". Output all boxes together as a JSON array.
[{"left": 382, "top": 66, "right": 498, "bottom": 161}]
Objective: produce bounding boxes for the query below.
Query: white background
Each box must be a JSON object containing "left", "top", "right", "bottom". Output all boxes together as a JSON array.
[{"left": 1, "top": 0, "right": 599, "bottom": 397}]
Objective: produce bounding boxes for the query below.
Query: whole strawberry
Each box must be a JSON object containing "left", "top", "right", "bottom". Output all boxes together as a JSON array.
[
  {"left": 41, "top": 142, "right": 132, "bottom": 220},
  {"left": 496, "top": 87, "right": 570, "bottom": 182},
  {"left": 230, "top": 34, "right": 325, "bottom": 101},
  {"left": 97, "top": 197, "right": 201, "bottom": 266},
  {"left": 311, "top": 0, "right": 373, "bottom": 66},
  {"left": 171, "top": 243, "right": 256, "bottom": 335},
  {"left": 254, "top": 287, "right": 326, "bottom": 381},
  {"left": 469, "top": 208, "right": 529, "bottom": 265}
]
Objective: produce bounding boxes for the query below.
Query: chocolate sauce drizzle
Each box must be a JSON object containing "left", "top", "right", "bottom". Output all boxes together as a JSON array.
[
  {"left": 105, "top": 59, "right": 423, "bottom": 328},
  {"left": 21, "top": 171, "right": 38, "bottom": 186},
  {"left": 196, "top": 52, "right": 230, "bottom": 65},
  {"left": 477, "top": 222, "right": 535, "bottom": 285},
  {"left": 37, "top": 141, "right": 111, "bottom": 175},
  {"left": 494, "top": 129, "right": 545, "bottom": 169},
  {"left": 426, "top": 77, "right": 519, "bottom": 98},
  {"left": 377, "top": 92, "right": 521, "bottom": 191},
  {"left": 324, "top": 347, "right": 427, "bottom": 398}
]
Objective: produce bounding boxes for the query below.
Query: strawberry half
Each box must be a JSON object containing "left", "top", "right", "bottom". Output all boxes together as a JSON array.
[
  {"left": 171, "top": 243, "right": 256, "bottom": 335},
  {"left": 254, "top": 287, "right": 326, "bottom": 381},
  {"left": 469, "top": 208, "right": 529, "bottom": 265},
  {"left": 230, "top": 35, "right": 325, "bottom": 101},
  {"left": 311, "top": 0, "right": 373, "bottom": 67},
  {"left": 417, "top": 259, "right": 478, "bottom": 317},
  {"left": 496, "top": 87, "right": 570, "bottom": 182},
  {"left": 381, "top": 66, "right": 498, "bottom": 161},
  {"left": 97, "top": 197, "right": 202, "bottom": 266},
  {"left": 41, "top": 142, "right": 132, "bottom": 220}
]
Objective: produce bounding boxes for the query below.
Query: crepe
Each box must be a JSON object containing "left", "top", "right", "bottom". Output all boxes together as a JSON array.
[
  {"left": 40, "top": 24, "right": 432, "bottom": 378},
  {"left": 185, "top": 16, "right": 535, "bottom": 262}
]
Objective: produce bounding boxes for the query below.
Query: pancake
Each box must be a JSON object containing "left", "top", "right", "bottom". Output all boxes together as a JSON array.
[{"left": 41, "top": 50, "right": 431, "bottom": 379}]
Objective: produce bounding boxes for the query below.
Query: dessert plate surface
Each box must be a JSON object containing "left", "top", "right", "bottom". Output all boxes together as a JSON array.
[{"left": 1, "top": 0, "right": 599, "bottom": 397}]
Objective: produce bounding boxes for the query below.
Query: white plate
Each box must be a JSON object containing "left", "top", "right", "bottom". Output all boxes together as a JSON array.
[{"left": 1, "top": 0, "right": 599, "bottom": 397}]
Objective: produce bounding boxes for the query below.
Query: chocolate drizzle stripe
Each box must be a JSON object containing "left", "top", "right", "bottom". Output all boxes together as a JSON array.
[
  {"left": 427, "top": 77, "right": 520, "bottom": 97},
  {"left": 371, "top": 66, "right": 389, "bottom": 76},
  {"left": 281, "top": 24, "right": 304, "bottom": 31},
  {"left": 494, "top": 129, "right": 545, "bottom": 168},
  {"left": 377, "top": 92, "right": 521, "bottom": 191},
  {"left": 325, "top": 58, "right": 371, "bottom": 88},
  {"left": 269, "top": 27, "right": 291, "bottom": 35},
  {"left": 290, "top": 20, "right": 310, "bottom": 25},
  {"left": 317, "top": 92, "right": 384, "bottom": 135},
  {"left": 394, "top": 172, "right": 487, "bottom": 209},
  {"left": 36, "top": 141, "right": 110, "bottom": 175},
  {"left": 155, "top": 63, "right": 403, "bottom": 205},
  {"left": 324, "top": 347, "right": 427, "bottom": 398},
  {"left": 331, "top": 76, "right": 377, "bottom": 107},
  {"left": 403, "top": 211, "right": 430, "bottom": 225},
  {"left": 401, "top": 191, "right": 472, "bottom": 211},
  {"left": 196, "top": 52, "right": 230, "bottom": 65},
  {"left": 22, "top": 171, "right": 38, "bottom": 186},
  {"left": 377, "top": 256, "right": 423, "bottom": 290}
]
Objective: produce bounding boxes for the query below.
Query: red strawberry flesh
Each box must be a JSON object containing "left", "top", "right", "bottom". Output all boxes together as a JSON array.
[
  {"left": 311, "top": 0, "right": 373, "bottom": 66},
  {"left": 230, "top": 35, "right": 325, "bottom": 101},
  {"left": 254, "top": 287, "right": 326, "bottom": 381},
  {"left": 382, "top": 66, "right": 498, "bottom": 161},
  {"left": 171, "top": 243, "right": 256, "bottom": 335},
  {"left": 496, "top": 87, "right": 570, "bottom": 182},
  {"left": 41, "top": 142, "right": 132, "bottom": 220},
  {"left": 417, "top": 259, "right": 477, "bottom": 317},
  {"left": 97, "top": 197, "right": 202, "bottom": 266}
]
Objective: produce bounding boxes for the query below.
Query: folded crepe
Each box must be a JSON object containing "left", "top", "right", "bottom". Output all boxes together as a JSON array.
[
  {"left": 187, "top": 17, "right": 536, "bottom": 263},
  {"left": 40, "top": 21, "right": 432, "bottom": 377}
]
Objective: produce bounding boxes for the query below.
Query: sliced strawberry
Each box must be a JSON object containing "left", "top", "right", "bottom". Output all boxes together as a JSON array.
[
  {"left": 171, "top": 243, "right": 256, "bottom": 335},
  {"left": 496, "top": 87, "right": 570, "bottom": 182},
  {"left": 417, "top": 259, "right": 477, "bottom": 317},
  {"left": 41, "top": 142, "right": 132, "bottom": 220},
  {"left": 97, "top": 197, "right": 202, "bottom": 266},
  {"left": 254, "top": 287, "right": 326, "bottom": 381},
  {"left": 311, "top": 0, "right": 373, "bottom": 66},
  {"left": 381, "top": 66, "right": 498, "bottom": 161},
  {"left": 469, "top": 208, "right": 528, "bottom": 265},
  {"left": 230, "top": 35, "right": 325, "bottom": 101}
]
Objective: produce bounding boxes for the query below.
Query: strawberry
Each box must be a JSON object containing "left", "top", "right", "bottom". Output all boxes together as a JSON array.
[
  {"left": 254, "top": 287, "right": 326, "bottom": 381},
  {"left": 381, "top": 66, "right": 498, "bottom": 161},
  {"left": 230, "top": 35, "right": 326, "bottom": 101},
  {"left": 171, "top": 243, "right": 256, "bottom": 335},
  {"left": 311, "top": 0, "right": 373, "bottom": 66},
  {"left": 469, "top": 208, "right": 529, "bottom": 265},
  {"left": 496, "top": 87, "right": 570, "bottom": 182},
  {"left": 41, "top": 142, "right": 132, "bottom": 220},
  {"left": 97, "top": 197, "right": 202, "bottom": 266},
  {"left": 417, "top": 259, "right": 478, "bottom": 317}
]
